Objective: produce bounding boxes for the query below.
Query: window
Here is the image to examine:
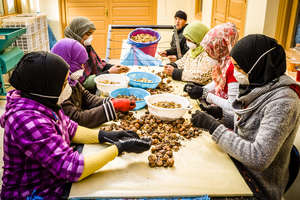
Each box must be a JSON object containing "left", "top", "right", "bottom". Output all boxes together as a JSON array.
[
  {"left": 0, "top": 0, "right": 20, "bottom": 16},
  {"left": 0, "top": 1, "right": 4, "bottom": 16}
]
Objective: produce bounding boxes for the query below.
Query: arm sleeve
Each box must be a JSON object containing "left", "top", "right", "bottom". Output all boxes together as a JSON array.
[
  {"left": 180, "top": 53, "right": 213, "bottom": 85},
  {"left": 211, "top": 98, "right": 299, "bottom": 171},
  {"left": 80, "top": 84, "right": 106, "bottom": 108},
  {"left": 174, "top": 51, "right": 188, "bottom": 70},
  {"left": 62, "top": 99, "right": 116, "bottom": 128},
  {"left": 206, "top": 82, "right": 239, "bottom": 111},
  {"left": 11, "top": 114, "right": 84, "bottom": 182}
]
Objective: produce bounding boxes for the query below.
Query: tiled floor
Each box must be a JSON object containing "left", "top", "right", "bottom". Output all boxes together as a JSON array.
[{"left": 0, "top": 96, "right": 300, "bottom": 199}]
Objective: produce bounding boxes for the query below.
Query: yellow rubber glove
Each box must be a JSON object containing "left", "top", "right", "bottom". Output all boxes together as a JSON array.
[
  {"left": 72, "top": 125, "right": 99, "bottom": 144},
  {"left": 78, "top": 145, "right": 118, "bottom": 181}
]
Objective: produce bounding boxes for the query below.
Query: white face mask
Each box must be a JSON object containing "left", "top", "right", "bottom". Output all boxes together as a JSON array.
[
  {"left": 234, "top": 69, "right": 249, "bottom": 85},
  {"left": 83, "top": 35, "right": 93, "bottom": 46},
  {"left": 57, "top": 83, "right": 72, "bottom": 105},
  {"left": 70, "top": 69, "right": 84, "bottom": 81},
  {"left": 186, "top": 41, "right": 197, "bottom": 50}
]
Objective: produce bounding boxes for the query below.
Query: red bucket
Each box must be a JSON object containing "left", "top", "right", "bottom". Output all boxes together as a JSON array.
[
  {"left": 128, "top": 28, "right": 161, "bottom": 57},
  {"left": 296, "top": 66, "right": 300, "bottom": 82}
]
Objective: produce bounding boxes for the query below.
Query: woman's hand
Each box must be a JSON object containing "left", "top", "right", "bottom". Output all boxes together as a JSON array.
[
  {"left": 163, "top": 65, "right": 174, "bottom": 76},
  {"left": 108, "top": 65, "right": 129, "bottom": 73}
]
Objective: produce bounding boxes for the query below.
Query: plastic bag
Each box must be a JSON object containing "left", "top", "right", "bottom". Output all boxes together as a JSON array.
[{"left": 121, "top": 46, "right": 162, "bottom": 66}]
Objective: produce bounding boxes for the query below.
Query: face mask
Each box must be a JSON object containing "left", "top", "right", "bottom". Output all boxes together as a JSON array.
[
  {"left": 186, "top": 41, "right": 197, "bottom": 49},
  {"left": 234, "top": 69, "right": 249, "bottom": 85},
  {"left": 83, "top": 35, "right": 93, "bottom": 46},
  {"left": 70, "top": 69, "right": 84, "bottom": 81},
  {"left": 57, "top": 83, "right": 72, "bottom": 105}
]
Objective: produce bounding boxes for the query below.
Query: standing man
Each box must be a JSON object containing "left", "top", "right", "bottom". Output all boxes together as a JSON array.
[{"left": 159, "top": 10, "right": 189, "bottom": 62}]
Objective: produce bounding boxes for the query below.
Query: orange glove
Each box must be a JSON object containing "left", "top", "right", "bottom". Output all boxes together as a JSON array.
[{"left": 111, "top": 98, "right": 136, "bottom": 112}]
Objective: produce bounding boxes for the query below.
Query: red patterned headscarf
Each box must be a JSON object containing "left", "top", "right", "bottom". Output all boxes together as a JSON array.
[{"left": 201, "top": 22, "right": 239, "bottom": 97}]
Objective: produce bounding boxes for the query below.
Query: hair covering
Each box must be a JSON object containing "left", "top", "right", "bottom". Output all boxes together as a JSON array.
[
  {"left": 200, "top": 22, "right": 239, "bottom": 97},
  {"left": 51, "top": 38, "right": 88, "bottom": 86},
  {"left": 230, "top": 34, "right": 286, "bottom": 91},
  {"left": 174, "top": 10, "right": 187, "bottom": 20},
  {"left": 183, "top": 21, "right": 209, "bottom": 58},
  {"left": 64, "top": 17, "right": 96, "bottom": 43},
  {"left": 9, "top": 51, "right": 69, "bottom": 111}
]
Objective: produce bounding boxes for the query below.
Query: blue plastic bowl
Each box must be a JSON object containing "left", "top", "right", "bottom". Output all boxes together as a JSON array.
[
  {"left": 127, "top": 71, "right": 161, "bottom": 89},
  {"left": 109, "top": 87, "right": 150, "bottom": 110}
]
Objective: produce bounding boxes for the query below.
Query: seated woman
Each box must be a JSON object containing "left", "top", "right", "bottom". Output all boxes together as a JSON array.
[
  {"left": 0, "top": 52, "right": 151, "bottom": 199},
  {"left": 184, "top": 22, "right": 239, "bottom": 119},
  {"left": 64, "top": 16, "right": 129, "bottom": 93},
  {"left": 51, "top": 38, "right": 135, "bottom": 128},
  {"left": 191, "top": 34, "right": 300, "bottom": 200},
  {"left": 163, "top": 21, "right": 213, "bottom": 85}
]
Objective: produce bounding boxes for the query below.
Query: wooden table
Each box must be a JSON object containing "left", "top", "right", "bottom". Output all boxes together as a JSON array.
[{"left": 69, "top": 66, "right": 253, "bottom": 199}]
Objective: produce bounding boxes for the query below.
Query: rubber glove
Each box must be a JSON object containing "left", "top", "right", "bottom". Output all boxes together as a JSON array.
[
  {"left": 111, "top": 98, "right": 136, "bottom": 112},
  {"left": 98, "top": 130, "right": 139, "bottom": 143},
  {"left": 191, "top": 110, "right": 221, "bottom": 134},
  {"left": 199, "top": 104, "right": 223, "bottom": 119},
  {"left": 115, "top": 138, "right": 152, "bottom": 155},
  {"left": 183, "top": 83, "right": 206, "bottom": 99}
]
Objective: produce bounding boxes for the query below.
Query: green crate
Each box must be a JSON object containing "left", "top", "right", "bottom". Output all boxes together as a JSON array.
[{"left": 0, "top": 28, "right": 26, "bottom": 52}]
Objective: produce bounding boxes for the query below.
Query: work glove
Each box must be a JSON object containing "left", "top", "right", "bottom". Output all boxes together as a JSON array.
[
  {"left": 191, "top": 110, "right": 221, "bottom": 134},
  {"left": 98, "top": 130, "right": 139, "bottom": 144},
  {"left": 183, "top": 83, "right": 207, "bottom": 99},
  {"left": 115, "top": 138, "right": 152, "bottom": 155},
  {"left": 199, "top": 104, "right": 223, "bottom": 120},
  {"left": 111, "top": 98, "right": 136, "bottom": 112}
]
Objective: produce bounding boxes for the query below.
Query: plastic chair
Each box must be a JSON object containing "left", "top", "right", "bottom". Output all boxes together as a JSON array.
[{"left": 285, "top": 145, "right": 300, "bottom": 192}]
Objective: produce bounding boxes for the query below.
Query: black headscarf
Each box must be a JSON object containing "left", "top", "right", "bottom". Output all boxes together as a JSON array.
[
  {"left": 10, "top": 51, "right": 69, "bottom": 111},
  {"left": 230, "top": 34, "right": 286, "bottom": 90}
]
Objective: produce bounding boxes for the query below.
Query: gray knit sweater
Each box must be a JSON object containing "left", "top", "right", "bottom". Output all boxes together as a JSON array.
[{"left": 212, "top": 75, "right": 300, "bottom": 200}]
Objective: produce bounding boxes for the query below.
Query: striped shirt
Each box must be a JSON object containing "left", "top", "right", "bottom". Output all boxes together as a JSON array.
[{"left": 0, "top": 90, "right": 84, "bottom": 199}]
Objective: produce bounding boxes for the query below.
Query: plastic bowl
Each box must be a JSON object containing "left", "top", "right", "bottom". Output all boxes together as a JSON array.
[
  {"left": 127, "top": 71, "right": 161, "bottom": 89},
  {"left": 94, "top": 74, "right": 129, "bottom": 96},
  {"left": 145, "top": 93, "right": 191, "bottom": 121},
  {"left": 110, "top": 87, "right": 150, "bottom": 110}
]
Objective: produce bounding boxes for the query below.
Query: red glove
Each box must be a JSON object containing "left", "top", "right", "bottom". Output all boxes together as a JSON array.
[{"left": 111, "top": 98, "right": 136, "bottom": 112}]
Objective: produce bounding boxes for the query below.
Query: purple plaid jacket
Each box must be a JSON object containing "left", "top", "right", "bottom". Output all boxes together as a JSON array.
[{"left": 0, "top": 90, "right": 84, "bottom": 199}]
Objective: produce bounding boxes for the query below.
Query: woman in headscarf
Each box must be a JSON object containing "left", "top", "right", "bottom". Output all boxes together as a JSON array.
[
  {"left": 51, "top": 38, "right": 135, "bottom": 128},
  {"left": 184, "top": 22, "right": 239, "bottom": 119},
  {"left": 0, "top": 52, "right": 151, "bottom": 199},
  {"left": 64, "top": 16, "right": 129, "bottom": 93},
  {"left": 191, "top": 34, "right": 300, "bottom": 200},
  {"left": 163, "top": 21, "right": 213, "bottom": 85}
]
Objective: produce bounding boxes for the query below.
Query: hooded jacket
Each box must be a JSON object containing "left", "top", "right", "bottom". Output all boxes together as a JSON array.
[
  {"left": 212, "top": 75, "right": 300, "bottom": 200},
  {"left": 0, "top": 90, "right": 83, "bottom": 199}
]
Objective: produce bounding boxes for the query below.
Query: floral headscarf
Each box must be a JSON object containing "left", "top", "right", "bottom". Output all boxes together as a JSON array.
[{"left": 200, "top": 22, "right": 239, "bottom": 97}]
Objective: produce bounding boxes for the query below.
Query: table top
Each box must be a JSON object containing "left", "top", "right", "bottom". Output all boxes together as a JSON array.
[{"left": 69, "top": 66, "right": 252, "bottom": 198}]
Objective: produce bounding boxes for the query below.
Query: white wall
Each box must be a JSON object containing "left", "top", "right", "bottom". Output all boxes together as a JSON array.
[
  {"left": 201, "top": 0, "right": 213, "bottom": 28},
  {"left": 263, "top": 0, "right": 280, "bottom": 37},
  {"left": 244, "top": 0, "right": 268, "bottom": 36},
  {"left": 38, "top": 0, "right": 61, "bottom": 40}
]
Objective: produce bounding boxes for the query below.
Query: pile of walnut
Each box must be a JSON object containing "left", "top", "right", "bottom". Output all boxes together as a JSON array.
[
  {"left": 131, "top": 33, "right": 157, "bottom": 43},
  {"left": 100, "top": 111, "right": 203, "bottom": 168},
  {"left": 146, "top": 72, "right": 173, "bottom": 95},
  {"left": 116, "top": 95, "right": 143, "bottom": 101}
]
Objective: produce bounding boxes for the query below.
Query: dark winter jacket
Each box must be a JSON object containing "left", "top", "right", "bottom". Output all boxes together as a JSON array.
[
  {"left": 165, "top": 24, "right": 189, "bottom": 58},
  {"left": 61, "top": 83, "right": 116, "bottom": 128}
]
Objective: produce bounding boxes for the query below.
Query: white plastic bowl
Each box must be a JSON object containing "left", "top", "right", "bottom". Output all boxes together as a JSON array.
[
  {"left": 145, "top": 93, "right": 191, "bottom": 121},
  {"left": 94, "top": 74, "right": 129, "bottom": 96}
]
